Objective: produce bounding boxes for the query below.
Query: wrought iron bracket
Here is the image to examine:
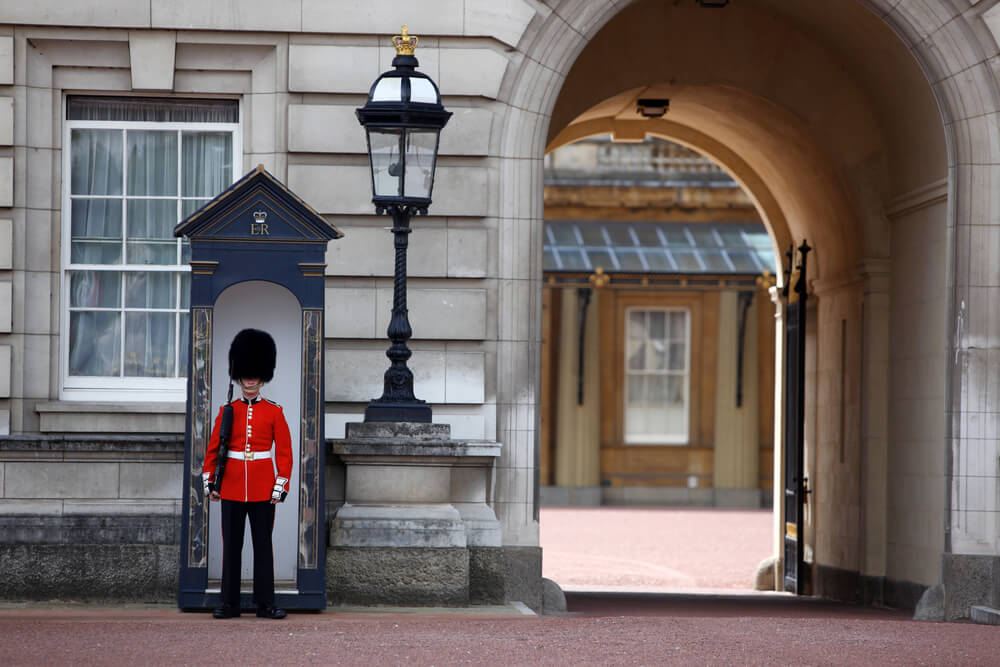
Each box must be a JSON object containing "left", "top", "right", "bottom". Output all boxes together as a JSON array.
[{"left": 736, "top": 290, "right": 754, "bottom": 407}]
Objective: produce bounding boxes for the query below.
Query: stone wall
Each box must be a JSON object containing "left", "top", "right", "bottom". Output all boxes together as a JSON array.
[{"left": 0, "top": 435, "right": 183, "bottom": 600}]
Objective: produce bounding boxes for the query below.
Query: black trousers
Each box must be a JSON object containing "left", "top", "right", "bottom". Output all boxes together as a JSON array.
[{"left": 220, "top": 499, "right": 275, "bottom": 609}]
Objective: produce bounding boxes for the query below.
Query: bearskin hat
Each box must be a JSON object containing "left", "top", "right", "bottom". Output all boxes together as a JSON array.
[{"left": 228, "top": 328, "right": 276, "bottom": 382}]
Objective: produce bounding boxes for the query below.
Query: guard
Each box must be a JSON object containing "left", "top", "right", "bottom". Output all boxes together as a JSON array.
[{"left": 202, "top": 328, "right": 292, "bottom": 619}]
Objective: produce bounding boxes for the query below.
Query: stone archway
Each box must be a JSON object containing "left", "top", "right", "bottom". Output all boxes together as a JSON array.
[{"left": 497, "top": 0, "right": 1000, "bottom": 616}]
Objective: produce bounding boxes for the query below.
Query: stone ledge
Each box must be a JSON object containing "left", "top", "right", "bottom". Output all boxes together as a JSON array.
[
  {"left": 0, "top": 434, "right": 184, "bottom": 453},
  {"left": 36, "top": 402, "right": 185, "bottom": 434},
  {"left": 0, "top": 514, "right": 179, "bottom": 545},
  {"left": 333, "top": 421, "right": 502, "bottom": 458},
  {"left": 346, "top": 421, "right": 451, "bottom": 440},
  {"left": 971, "top": 605, "right": 1000, "bottom": 625}
]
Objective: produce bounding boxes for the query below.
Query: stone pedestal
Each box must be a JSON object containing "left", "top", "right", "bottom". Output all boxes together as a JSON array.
[{"left": 328, "top": 422, "right": 502, "bottom": 605}]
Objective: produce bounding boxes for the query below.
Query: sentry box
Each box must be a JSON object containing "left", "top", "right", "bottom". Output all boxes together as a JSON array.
[{"left": 174, "top": 165, "right": 342, "bottom": 611}]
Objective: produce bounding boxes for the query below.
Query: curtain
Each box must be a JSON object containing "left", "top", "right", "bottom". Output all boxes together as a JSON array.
[
  {"left": 68, "top": 96, "right": 238, "bottom": 123},
  {"left": 182, "top": 132, "right": 232, "bottom": 202}
]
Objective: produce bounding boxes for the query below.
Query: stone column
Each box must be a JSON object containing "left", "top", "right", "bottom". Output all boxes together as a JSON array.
[
  {"left": 554, "top": 287, "right": 601, "bottom": 490},
  {"left": 769, "top": 284, "right": 785, "bottom": 589},
  {"left": 858, "top": 259, "right": 890, "bottom": 579},
  {"left": 713, "top": 291, "right": 760, "bottom": 502}
]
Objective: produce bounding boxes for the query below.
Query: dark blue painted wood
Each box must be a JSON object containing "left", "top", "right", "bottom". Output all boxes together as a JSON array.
[{"left": 175, "top": 165, "right": 341, "bottom": 611}]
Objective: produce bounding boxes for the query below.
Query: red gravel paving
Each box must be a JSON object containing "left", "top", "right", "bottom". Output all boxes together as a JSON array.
[
  {"left": 3, "top": 507, "right": 999, "bottom": 665},
  {"left": 1, "top": 603, "right": 999, "bottom": 666},
  {"left": 540, "top": 507, "right": 773, "bottom": 591}
]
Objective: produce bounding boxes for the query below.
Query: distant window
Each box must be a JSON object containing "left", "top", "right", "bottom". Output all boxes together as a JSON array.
[
  {"left": 62, "top": 96, "right": 240, "bottom": 400},
  {"left": 624, "top": 308, "right": 690, "bottom": 444}
]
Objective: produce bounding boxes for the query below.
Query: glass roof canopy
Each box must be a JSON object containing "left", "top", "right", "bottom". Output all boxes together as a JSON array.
[{"left": 543, "top": 220, "right": 775, "bottom": 275}]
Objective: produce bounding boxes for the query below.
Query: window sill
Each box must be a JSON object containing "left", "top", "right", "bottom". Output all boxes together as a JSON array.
[{"left": 36, "top": 401, "right": 186, "bottom": 434}]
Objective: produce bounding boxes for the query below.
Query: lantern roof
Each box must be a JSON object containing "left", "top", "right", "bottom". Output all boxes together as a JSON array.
[{"left": 356, "top": 26, "right": 451, "bottom": 130}]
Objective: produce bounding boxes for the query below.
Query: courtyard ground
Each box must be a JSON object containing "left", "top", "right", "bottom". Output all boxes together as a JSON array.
[
  {"left": 3, "top": 507, "right": 999, "bottom": 665},
  {"left": 540, "top": 506, "right": 773, "bottom": 591}
]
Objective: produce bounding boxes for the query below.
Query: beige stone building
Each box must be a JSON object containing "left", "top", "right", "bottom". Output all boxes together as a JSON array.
[
  {"left": 540, "top": 136, "right": 777, "bottom": 507},
  {"left": 0, "top": 0, "right": 998, "bottom": 619}
]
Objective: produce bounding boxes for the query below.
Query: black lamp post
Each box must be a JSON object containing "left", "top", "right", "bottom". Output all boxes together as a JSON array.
[{"left": 357, "top": 26, "right": 452, "bottom": 423}]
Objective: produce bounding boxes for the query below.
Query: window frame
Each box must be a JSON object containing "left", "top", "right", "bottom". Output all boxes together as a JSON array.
[
  {"left": 599, "top": 290, "right": 705, "bottom": 448},
  {"left": 60, "top": 102, "right": 241, "bottom": 402},
  {"left": 622, "top": 305, "right": 692, "bottom": 445}
]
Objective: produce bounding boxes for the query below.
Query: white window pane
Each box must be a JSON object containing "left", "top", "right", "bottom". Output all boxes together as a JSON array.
[
  {"left": 648, "top": 375, "right": 668, "bottom": 402},
  {"left": 71, "top": 199, "right": 122, "bottom": 264},
  {"left": 127, "top": 131, "right": 178, "bottom": 196},
  {"left": 667, "top": 375, "right": 686, "bottom": 405},
  {"left": 182, "top": 198, "right": 211, "bottom": 219},
  {"left": 179, "top": 273, "right": 191, "bottom": 309},
  {"left": 126, "top": 199, "right": 179, "bottom": 265},
  {"left": 70, "top": 271, "right": 121, "bottom": 308},
  {"left": 69, "top": 311, "right": 121, "bottom": 376},
  {"left": 648, "top": 311, "right": 666, "bottom": 339},
  {"left": 182, "top": 132, "right": 232, "bottom": 197},
  {"left": 124, "top": 312, "right": 176, "bottom": 377},
  {"left": 668, "top": 342, "right": 686, "bottom": 371},
  {"left": 626, "top": 375, "right": 646, "bottom": 405},
  {"left": 178, "top": 311, "right": 190, "bottom": 378},
  {"left": 649, "top": 339, "right": 667, "bottom": 370},
  {"left": 125, "top": 272, "right": 174, "bottom": 309},
  {"left": 71, "top": 129, "right": 122, "bottom": 196},
  {"left": 627, "top": 340, "right": 645, "bottom": 371},
  {"left": 627, "top": 310, "right": 645, "bottom": 339}
]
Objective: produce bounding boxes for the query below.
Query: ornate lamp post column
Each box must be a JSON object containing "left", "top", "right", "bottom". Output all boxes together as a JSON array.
[{"left": 356, "top": 26, "right": 452, "bottom": 423}]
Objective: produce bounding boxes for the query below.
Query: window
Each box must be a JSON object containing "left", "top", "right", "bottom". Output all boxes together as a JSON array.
[
  {"left": 62, "top": 96, "right": 240, "bottom": 400},
  {"left": 624, "top": 308, "right": 690, "bottom": 444}
]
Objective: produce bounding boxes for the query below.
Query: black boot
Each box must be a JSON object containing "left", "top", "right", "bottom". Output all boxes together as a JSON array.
[
  {"left": 212, "top": 605, "right": 240, "bottom": 619},
  {"left": 256, "top": 605, "right": 287, "bottom": 619}
]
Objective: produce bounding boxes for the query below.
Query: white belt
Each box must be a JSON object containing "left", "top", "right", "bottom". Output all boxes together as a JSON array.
[{"left": 227, "top": 450, "right": 272, "bottom": 461}]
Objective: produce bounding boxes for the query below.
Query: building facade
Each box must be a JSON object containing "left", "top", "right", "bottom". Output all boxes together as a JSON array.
[
  {"left": 0, "top": 0, "right": 999, "bottom": 619},
  {"left": 540, "top": 136, "right": 777, "bottom": 507}
]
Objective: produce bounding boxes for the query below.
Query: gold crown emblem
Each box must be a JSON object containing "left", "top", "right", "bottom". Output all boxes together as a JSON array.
[
  {"left": 392, "top": 25, "right": 418, "bottom": 56},
  {"left": 253, "top": 210, "right": 267, "bottom": 223}
]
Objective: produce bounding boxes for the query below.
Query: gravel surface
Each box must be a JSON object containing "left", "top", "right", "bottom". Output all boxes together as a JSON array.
[
  {"left": 540, "top": 507, "right": 773, "bottom": 590},
  {"left": 4, "top": 508, "right": 999, "bottom": 665},
  {"left": 2, "top": 601, "right": 999, "bottom": 666}
]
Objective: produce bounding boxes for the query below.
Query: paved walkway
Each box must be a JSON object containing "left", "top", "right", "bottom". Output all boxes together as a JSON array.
[
  {"left": 540, "top": 507, "right": 773, "bottom": 591},
  {"left": 2, "top": 597, "right": 998, "bottom": 666},
  {"left": 3, "top": 508, "right": 999, "bottom": 665}
]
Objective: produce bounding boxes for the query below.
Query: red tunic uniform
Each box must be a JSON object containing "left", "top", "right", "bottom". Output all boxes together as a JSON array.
[{"left": 203, "top": 396, "right": 292, "bottom": 502}]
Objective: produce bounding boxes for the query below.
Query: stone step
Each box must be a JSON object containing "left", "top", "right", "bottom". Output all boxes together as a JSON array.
[{"left": 970, "top": 605, "right": 1000, "bottom": 625}]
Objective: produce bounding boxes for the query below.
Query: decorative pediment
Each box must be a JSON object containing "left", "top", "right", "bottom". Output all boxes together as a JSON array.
[{"left": 174, "top": 164, "right": 343, "bottom": 243}]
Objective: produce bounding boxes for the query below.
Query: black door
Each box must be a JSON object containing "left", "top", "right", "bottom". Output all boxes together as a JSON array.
[{"left": 782, "top": 241, "right": 810, "bottom": 595}]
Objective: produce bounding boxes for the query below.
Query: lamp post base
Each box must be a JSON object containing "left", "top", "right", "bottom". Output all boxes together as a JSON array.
[{"left": 364, "top": 400, "right": 432, "bottom": 423}]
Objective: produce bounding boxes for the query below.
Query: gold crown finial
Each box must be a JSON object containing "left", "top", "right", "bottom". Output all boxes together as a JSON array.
[{"left": 392, "top": 25, "right": 418, "bottom": 56}]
